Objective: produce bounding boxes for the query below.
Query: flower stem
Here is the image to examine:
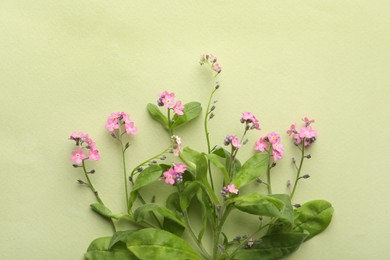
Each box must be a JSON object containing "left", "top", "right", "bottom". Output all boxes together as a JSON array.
[
  {"left": 81, "top": 160, "right": 117, "bottom": 233},
  {"left": 183, "top": 210, "right": 210, "bottom": 259},
  {"left": 117, "top": 126, "right": 130, "bottom": 212},
  {"left": 204, "top": 88, "right": 217, "bottom": 191},
  {"left": 290, "top": 141, "right": 305, "bottom": 199},
  {"left": 212, "top": 204, "right": 233, "bottom": 259},
  {"left": 266, "top": 150, "right": 273, "bottom": 194},
  {"left": 168, "top": 108, "right": 173, "bottom": 137}
]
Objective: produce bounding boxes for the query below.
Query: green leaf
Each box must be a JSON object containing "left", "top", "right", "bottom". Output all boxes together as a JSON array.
[
  {"left": 126, "top": 228, "right": 202, "bottom": 260},
  {"left": 90, "top": 203, "right": 131, "bottom": 221},
  {"left": 129, "top": 165, "right": 162, "bottom": 210},
  {"left": 232, "top": 153, "right": 268, "bottom": 188},
  {"left": 179, "top": 181, "right": 201, "bottom": 211},
  {"left": 293, "top": 200, "right": 334, "bottom": 240},
  {"left": 164, "top": 192, "right": 185, "bottom": 236},
  {"left": 147, "top": 103, "right": 169, "bottom": 129},
  {"left": 233, "top": 193, "right": 285, "bottom": 218},
  {"left": 196, "top": 190, "right": 208, "bottom": 241},
  {"left": 234, "top": 232, "right": 308, "bottom": 260},
  {"left": 212, "top": 146, "right": 241, "bottom": 175},
  {"left": 268, "top": 194, "right": 294, "bottom": 233},
  {"left": 134, "top": 204, "right": 185, "bottom": 227},
  {"left": 109, "top": 230, "right": 137, "bottom": 249},
  {"left": 205, "top": 153, "right": 229, "bottom": 183},
  {"left": 171, "top": 102, "right": 202, "bottom": 129},
  {"left": 85, "top": 236, "right": 138, "bottom": 260}
]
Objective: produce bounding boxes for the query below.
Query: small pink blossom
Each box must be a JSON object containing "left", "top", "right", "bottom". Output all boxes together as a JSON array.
[
  {"left": 125, "top": 121, "right": 137, "bottom": 135},
  {"left": 105, "top": 119, "right": 120, "bottom": 132},
  {"left": 272, "top": 150, "right": 283, "bottom": 161},
  {"left": 69, "top": 132, "right": 84, "bottom": 140},
  {"left": 241, "top": 112, "right": 261, "bottom": 130},
  {"left": 231, "top": 137, "right": 241, "bottom": 148},
  {"left": 173, "top": 163, "right": 186, "bottom": 174},
  {"left": 286, "top": 124, "right": 297, "bottom": 136},
  {"left": 171, "top": 135, "right": 182, "bottom": 156},
  {"left": 302, "top": 117, "right": 315, "bottom": 125},
  {"left": 173, "top": 101, "right": 184, "bottom": 116},
  {"left": 221, "top": 184, "right": 239, "bottom": 198},
  {"left": 160, "top": 91, "right": 176, "bottom": 108},
  {"left": 71, "top": 148, "right": 87, "bottom": 164},
  {"left": 212, "top": 63, "right": 222, "bottom": 74},
  {"left": 163, "top": 169, "right": 176, "bottom": 185},
  {"left": 299, "top": 125, "right": 317, "bottom": 139},
  {"left": 88, "top": 149, "right": 100, "bottom": 161},
  {"left": 288, "top": 118, "right": 317, "bottom": 147},
  {"left": 267, "top": 132, "right": 280, "bottom": 144},
  {"left": 255, "top": 137, "right": 268, "bottom": 152}
]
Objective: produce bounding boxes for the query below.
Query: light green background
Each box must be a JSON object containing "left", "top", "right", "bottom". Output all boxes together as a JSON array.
[{"left": 1, "top": 1, "right": 390, "bottom": 259}]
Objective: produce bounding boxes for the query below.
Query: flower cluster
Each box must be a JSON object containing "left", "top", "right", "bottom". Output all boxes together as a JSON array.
[
  {"left": 221, "top": 184, "right": 239, "bottom": 198},
  {"left": 224, "top": 135, "right": 241, "bottom": 149},
  {"left": 68, "top": 132, "right": 100, "bottom": 164},
  {"left": 241, "top": 112, "right": 261, "bottom": 130},
  {"left": 105, "top": 112, "right": 137, "bottom": 135},
  {"left": 200, "top": 54, "right": 222, "bottom": 74},
  {"left": 171, "top": 135, "right": 182, "bottom": 156},
  {"left": 157, "top": 91, "right": 184, "bottom": 115},
  {"left": 287, "top": 117, "right": 317, "bottom": 146},
  {"left": 255, "top": 132, "right": 284, "bottom": 161},
  {"left": 162, "top": 163, "right": 187, "bottom": 185}
]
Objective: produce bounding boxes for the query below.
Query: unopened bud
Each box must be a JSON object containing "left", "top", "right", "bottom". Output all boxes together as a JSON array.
[
  {"left": 125, "top": 142, "right": 130, "bottom": 149},
  {"left": 89, "top": 169, "right": 95, "bottom": 174},
  {"left": 302, "top": 174, "right": 310, "bottom": 179},
  {"left": 256, "top": 178, "right": 263, "bottom": 183},
  {"left": 160, "top": 155, "right": 166, "bottom": 160},
  {"left": 292, "top": 157, "right": 296, "bottom": 164},
  {"left": 111, "top": 133, "right": 117, "bottom": 139},
  {"left": 215, "top": 84, "right": 220, "bottom": 90},
  {"left": 137, "top": 167, "right": 143, "bottom": 172},
  {"left": 209, "top": 113, "right": 214, "bottom": 119},
  {"left": 287, "top": 180, "right": 291, "bottom": 187},
  {"left": 271, "top": 162, "right": 276, "bottom": 167},
  {"left": 213, "top": 100, "right": 218, "bottom": 104},
  {"left": 77, "top": 179, "right": 86, "bottom": 185},
  {"left": 72, "top": 164, "right": 80, "bottom": 168},
  {"left": 151, "top": 195, "right": 156, "bottom": 203},
  {"left": 210, "top": 105, "right": 216, "bottom": 111},
  {"left": 243, "top": 139, "right": 248, "bottom": 145},
  {"left": 305, "top": 154, "right": 311, "bottom": 159},
  {"left": 293, "top": 204, "right": 301, "bottom": 208},
  {"left": 129, "top": 176, "right": 133, "bottom": 182}
]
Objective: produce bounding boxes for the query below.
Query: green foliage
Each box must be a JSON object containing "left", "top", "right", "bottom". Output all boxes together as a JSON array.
[
  {"left": 163, "top": 192, "right": 185, "bottom": 236},
  {"left": 233, "top": 232, "right": 308, "bottom": 260},
  {"left": 146, "top": 103, "right": 169, "bottom": 129},
  {"left": 133, "top": 204, "right": 185, "bottom": 227},
  {"left": 171, "top": 102, "right": 202, "bottom": 129},
  {"left": 232, "top": 193, "right": 285, "bottom": 218},
  {"left": 85, "top": 237, "right": 138, "bottom": 260},
  {"left": 212, "top": 146, "right": 241, "bottom": 176},
  {"left": 126, "top": 228, "right": 202, "bottom": 260},
  {"left": 231, "top": 153, "right": 268, "bottom": 188},
  {"left": 293, "top": 200, "right": 334, "bottom": 240},
  {"left": 268, "top": 194, "right": 295, "bottom": 233}
]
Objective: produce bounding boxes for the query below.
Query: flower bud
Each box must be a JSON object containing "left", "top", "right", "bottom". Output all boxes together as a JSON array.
[
  {"left": 89, "top": 169, "right": 95, "bottom": 174},
  {"left": 77, "top": 179, "right": 86, "bottom": 185},
  {"left": 209, "top": 113, "right": 215, "bottom": 119},
  {"left": 293, "top": 204, "right": 301, "bottom": 208},
  {"left": 302, "top": 174, "right": 310, "bottom": 179},
  {"left": 137, "top": 167, "right": 143, "bottom": 172}
]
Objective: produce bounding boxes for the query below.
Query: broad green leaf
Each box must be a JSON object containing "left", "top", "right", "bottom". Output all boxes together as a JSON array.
[
  {"left": 268, "top": 194, "right": 294, "bottom": 233},
  {"left": 164, "top": 192, "right": 185, "bottom": 236},
  {"left": 126, "top": 228, "right": 201, "bottom": 260},
  {"left": 293, "top": 200, "right": 334, "bottom": 240},
  {"left": 232, "top": 153, "right": 268, "bottom": 188},
  {"left": 134, "top": 204, "right": 185, "bottom": 227},
  {"left": 129, "top": 165, "right": 162, "bottom": 210},
  {"left": 212, "top": 146, "right": 241, "bottom": 175},
  {"left": 146, "top": 103, "right": 169, "bottom": 129},
  {"left": 171, "top": 102, "right": 202, "bottom": 129},
  {"left": 109, "top": 230, "right": 137, "bottom": 249},
  {"left": 85, "top": 236, "right": 138, "bottom": 260},
  {"left": 233, "top": 232, "right": 308, "bottom": 260},
  {"left": 180, "top": 181, "right": 201, "bottom": 211},
  {"left": 233, "top": 193, "right": 285, "bottom": 218},
  {"left": 205, "top": 153, "right": 229, "bottom": 183},
  {"left": 90, "top": 203, "right": 131, "bottom": 221},
  {"left": 196, "top": 189, "right": 208, "bottom": 241},
  {"left": 180, "top": 147, "right": 219, "bottom": 205}
]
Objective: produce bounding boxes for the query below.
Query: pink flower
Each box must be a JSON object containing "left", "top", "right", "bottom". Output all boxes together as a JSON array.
[
  {"left": 105, "top": 119, "right": 120, "bottom": 132},
  {"left": 69, "top": 132, "right": 84, "bottom": 140},
  {"left": 163, "top": 169, "right": 176, "bottom": 185},
  {"left": 158, "top": 91, "right": 176, "bottom": 108},
  {"left": 286, "top": 124, "right": 296, "bottom": 136},
  {"left": 272, "top": 150, "right": 283, "bottom": 161},
  {"left": 231, "top": 137, "right": 241, "bottom": 148},
  {"left": 255, "top": 137, "right": 268, "bottom": 152},
  {"left": 71, "top": 148, "right": 87, "bottom": 164},
  {"left": 89, "top": 149, "right": 100, "bottom": 161},
  {"left": 125, "top": 121, "right": 137, "bottom": 135},
  {"left": 299, "top": 125, "right": 317, "bottom": 139},
  {"left": 267, "top": 132, "right": 280, "bottom": 144},
  {"left": 221, "top": 184, "right": 239, "bottom": 198},
  {"left": 241, "top": 112, "right": 261, "bottom": 130},
  {"left": 212, "top": 63, "right": 222, "bottom": 73},
  {"left": 173, "top": 163, "right": 186, "bottom": 174},
  {"left": 173, "top": 101, "right": 184, "bottom": 116},
  {"left": 302, "top": 117, "right": 315, "bottom": 125}
]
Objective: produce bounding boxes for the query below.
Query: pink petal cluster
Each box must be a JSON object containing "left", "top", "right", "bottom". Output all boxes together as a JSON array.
[
  {"left": 224, "top": 135, "right": 241, "bottom": 149},
  {"left": 255, "top": 132, "right": 284, "bottom": 161},
  {"left": 162, "top": 164, "right": 187, "bottom": 185},
  {"left": 157, "top": 91, "right": 185, "bottom": 116},
  {"left": 105, "top": 112, "right": 137, "bottom": 135},
  {"left": 171, "top": 135, "right": 182, "bottom": 156},
  {"left": 287, "top": 117, "right": 318, "bottom": 147},
  {"left": 221, "top": 184, "right": 239, "bottom": 198},
  {"left": 200, "top": 54, "right": 222, "bottom": 74},
  {"left": 69, "top": 132, "right": 100, "bottom": 164},
  {"left": 241, "top": 112, "right": 261, "bottom": 130}
]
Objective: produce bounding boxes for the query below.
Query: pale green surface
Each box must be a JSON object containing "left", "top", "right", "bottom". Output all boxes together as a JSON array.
[{"left": 1, "top": 1, "right": 390, "bottom": 259}]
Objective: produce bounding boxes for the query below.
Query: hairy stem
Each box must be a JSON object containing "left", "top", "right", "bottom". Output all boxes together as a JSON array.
[{"left": 290, "top": 141, "right": 305, "bottom": 199}]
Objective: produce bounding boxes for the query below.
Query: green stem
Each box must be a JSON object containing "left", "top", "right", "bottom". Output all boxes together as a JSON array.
[
  {"left": 168, "top": 108, "right": 173, "bottom": 137},
  {"left": 81, "top": 160, "right": 117, "bottom": 233},
  {"left": 129, "top": 147, "right": 171, "bottom": 180},
  {"left": 212, "top": 204, "right": 233, "bottom": 259},
  {"left": 266, "top": 150, "right": 273, "bottom": 194},
  {"left": 290, "top": 141, "right": 305, "bottom": 199},
  {"left": 183, "top": 210, "right": 210, "bottom": 259},
  {"left": 204, "top": 88, "right": 217, "bottom": 191},
  {"left": 118, "top": 126, "right": 130, "bottom": 211}
]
